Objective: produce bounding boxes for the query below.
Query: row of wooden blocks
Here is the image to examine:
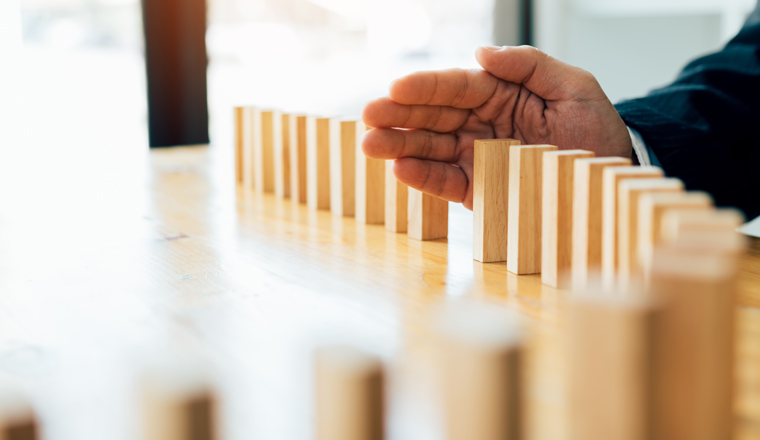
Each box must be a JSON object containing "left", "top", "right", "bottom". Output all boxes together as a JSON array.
[
  {"left": 233, "top": 108, "right": 744, "bottom": 291},
  {"left": 233, "top": 107, "right": 447, "bottom": 241}
]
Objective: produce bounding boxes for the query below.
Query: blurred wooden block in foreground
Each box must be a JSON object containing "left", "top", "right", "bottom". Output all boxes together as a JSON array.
[
  {"left": 142, "top": 371, "right": 217, "bottom": 440},
  {"left": 436, "top": 304, "right": 523, "bottom": 440},
  {"left": 571, "top": 157, "right": 631, "bottom": 290},
  {"left": 385, "top": 161, "right": 408, "bottom": 233},
  {"left": 567, "top": 292, "right": 658, "bottom": 440},
  {"left": 0, "top": 393, "right": 38, "bottom": 440},
  {"left": 355, "top": 124, "right": 384, "bottom": 225},
  {"left": 541, "top": 149, "right": 595, "bottom": 288},
  {"left": 408, "top": 188, "right": 448, "bottom": 240},
  {"left": 314, "top": 346, "right": 385, "bottom": 440},
  {"left": 507, "top": 145, "right": 558, "bottom": 275},
  {"left": 473, "top": 139, "right": 521, "bottom": 263}
]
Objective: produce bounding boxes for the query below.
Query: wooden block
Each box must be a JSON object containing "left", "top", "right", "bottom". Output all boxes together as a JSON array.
[
  {"left": 233, "top": 106, "right": 245, "bottom": 184},
  {"left": 384, "top": 161, "right": 407, "bottom": 233},
  {"left": 255, "top": 110, "right": 278, "bottom": 193},
  {"left": 436, "top": 304, "right": 523, "bottom": 440},
  {"left": 314, "top": 346, "right": 384, "bottom": 440},
  {"left": 571, "top": 157, "right": 631, "bottom": 290},
  {"left": 506, "top": 145, "right": 558, "bottom": 275},
  {"left": 242, "top": 107, "right": 255, "bottom": 189},
  {"left": 0, "top": 394, "right": 38, "bottom": 440},
  {"left": 330, "top": 120, "right": 357, "bottom": 217},
  {"left": 356, "top": 124, "right": 384, "bottom": 225},
  {"left": 307, "top": 117, "right": 331, "bottom": 210},
  {"left": 661, "top": 208, "right": 745, "bottom": 246},
  {"left": 408, "top": 188, "right": 448, "bottom": 240},
  {"left": 600, "top": 166, "right": 662, "bottom": 287},
  {"left": 637, "top": 191, "right": 713, "bottom": 284},
  {"left": 275, "top": 113, "right": 292, "bottom": 198},
  {"left": 540, "top": 149, "right": 595, "bottom": 288},
  {"left": 616, "top": 177, "right": 683, "bottom": 287},
  {"left": 567, "top": 292, "right": 658, "bottom": 440},
  {"left": 290, "top": 115, "right": 311, "bottom": 204},
  {"left": 142, "top": 372, "right": 217, "bottom": 440},
  {"left": 648, "top": 247, "right": 740, "bottom": 440},
  {"left": 473, "top": 139, "right": 521, "bottom": 263}
]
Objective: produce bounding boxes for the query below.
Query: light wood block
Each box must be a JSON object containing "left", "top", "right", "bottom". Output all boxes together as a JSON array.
[
  {"left": 541, "top": 149, "right": 595, "bottom": 288},
  {"left": 616, "top": 177, "right": 683, "bottom": 287},
  {"left": 571, "top": 157, "right": 631, "bottom": 290},
  {"left": 506, "top": 145, "right": 558, "bottom": 275},
  {"left": 142, "top": 373, "right": 217, "bottom": 440},
  {"left": 275, "top": 113, "right": 292, "bottom": 199},
  {"left": 649, "top": 247, "right": 740, "bottom": 440},
  {"left": 242, "top": 107, "right": 255, "bottom": 189},
  {"left": 437, "top": 305, "right": 523, "bottom": 440},
  {"left": 473, "top": 139, "right": 521, "bottom": 263},
  {"left": 233, "top": 106, "right": 245, "bottom": 184},
  {"left": 251, "top": 109, "right": 274, "bottom": 193},
  {"left": 315, "top": 346, "right": 384, "bottom": 440},
  {"left": 384, "top": 161, "right": 407, "bottom": 233},
  {"left": 600, "top": 166, "right": 662, "bottom": 287},
  {"left": 637, "top": 191, "right": 713, "bottom": 284},
  {"left": 308, "top": 117, "right": 331, "bottom": 210},
  {"left": 290, "top": 115, "right": 311, "bottom": 204},
  {"left": 355, "top": 123, "right": 384, "bottom": 225},
  {"left": 0, "top": 394, "right": 37, "bottom": 440},
  {"left": 661, "top": 208, "right": 745, "bottom": 246},
  {"left": 567, "top": 293, "right": 658, "bottom": 440},
  {"left": 330, "top": 120, "right": 357, "bottom": 217},
  {"left": 408, "top": 188, "right": 448, "bottom": 240}
]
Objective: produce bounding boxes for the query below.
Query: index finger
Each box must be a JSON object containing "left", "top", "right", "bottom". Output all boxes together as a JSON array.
[{"left": 389, "top": 68, "right": 499, "bottom": 108}]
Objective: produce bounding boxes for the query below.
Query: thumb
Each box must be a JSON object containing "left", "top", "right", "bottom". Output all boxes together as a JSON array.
[{"left": 475, "top": 45, "right": 598, "bottom": 101}]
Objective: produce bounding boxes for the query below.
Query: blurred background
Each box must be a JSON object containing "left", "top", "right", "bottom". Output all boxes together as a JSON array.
[{"left": 0, "top": 0, "right": 757, "bottom": 152}]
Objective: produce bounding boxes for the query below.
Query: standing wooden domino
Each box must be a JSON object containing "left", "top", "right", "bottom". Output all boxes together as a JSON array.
[
  {"left": 314, "top": 346, "right": 385, "bottom": 440},
  {"left": 0, "top": 393, "right": 38, "bottom": 440},
  {"left": 233, "top": 106, "right": 245, "bottom": 184},
  {"left": 254, "top": 109, "right": 277, "bottom": 194},
  {"left": 571, "top": 157, "right": 631, "bottom": 290},
  {"left": 330, "top": 120, "right": 357, "bottom": 217},
  {"left": 661, "top": 208, "right": 745, "bottom": 246},
  {"left": 355, "top": 123, "right": 385, "bottom": 225},
  {"left": 242, "top": 107, "right": 255, "bottom": 189},
  {"left": 385, "top": 161, "right": 408, "bottom": 233},
  {"left": 290, "top": 115, "right": 312, "bottom": 204},
  {"left": 541, "top": 149, "right": 595, "bottom": 288},
  {"left": 616, "top": 177, "right": 683, "bottom": 287},
  {"left": 408, "top": 188, "right": 448, "bottom": 240},
  {"left": 637, "top": 191, "right": 713, "bottom": 284},
  {"left": 308, "top": 117, "right": 332, "bottom": 210},
  {"left": 275, "top": 113, "right": 292, "bottom": 199},
  {"left": 600, "top": 166, "right": 662, "bottom": 287},
  {"left": 507, "top": 145, "right": 558, "bottom": 275},
  {"left": 436, "top": 305, "right": 523, "bottom": 440},
  {"left": 142, "top": 372, "right": 217, "bottom": 440},
  {"left": 473, "top": 139, "right": 521, "bottom": 263},
  {"left": 567, "top": 291, "right": 658, "bottom": 440}
]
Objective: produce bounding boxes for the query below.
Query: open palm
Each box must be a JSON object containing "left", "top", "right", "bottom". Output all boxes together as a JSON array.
[{"left": 361, "top": 45, "right": 632, "bottom": 210}]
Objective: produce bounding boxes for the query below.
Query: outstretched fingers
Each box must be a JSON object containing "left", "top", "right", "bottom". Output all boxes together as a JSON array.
[
  {"left": 393, "top": 158, "right": 471, "bottom": 206},
  {"left": 362, "top": 97, "right": 470, "bottom": 132},
  {"left": 389, "top": 68, "right": 499, "bottom": 108},
  {"left": 362, "top": 128, "right": 461, "bottom": 162}
]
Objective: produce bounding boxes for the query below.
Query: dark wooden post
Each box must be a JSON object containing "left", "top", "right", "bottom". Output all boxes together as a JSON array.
[{"left": 141, "top": 0, "right": 209, "bottom": 147}]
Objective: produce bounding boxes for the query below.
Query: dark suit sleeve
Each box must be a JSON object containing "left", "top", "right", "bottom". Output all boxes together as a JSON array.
[{"left": 614, "top": 11, "right": 760, "bottom": 219}]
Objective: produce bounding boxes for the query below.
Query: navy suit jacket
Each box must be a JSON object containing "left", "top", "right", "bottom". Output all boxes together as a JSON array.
[{"left": 615, "top": 6, "right": 760, "bottom": 220}]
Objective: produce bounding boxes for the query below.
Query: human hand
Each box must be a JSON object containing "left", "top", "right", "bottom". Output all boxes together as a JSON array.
[{"left": 361, "top": 45, "right": 632, "bottom": 210}]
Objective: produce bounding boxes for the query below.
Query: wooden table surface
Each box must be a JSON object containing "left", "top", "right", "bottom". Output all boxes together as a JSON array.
[{"left": 0, "top": 144, "right": 758, "bottom": 440}]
